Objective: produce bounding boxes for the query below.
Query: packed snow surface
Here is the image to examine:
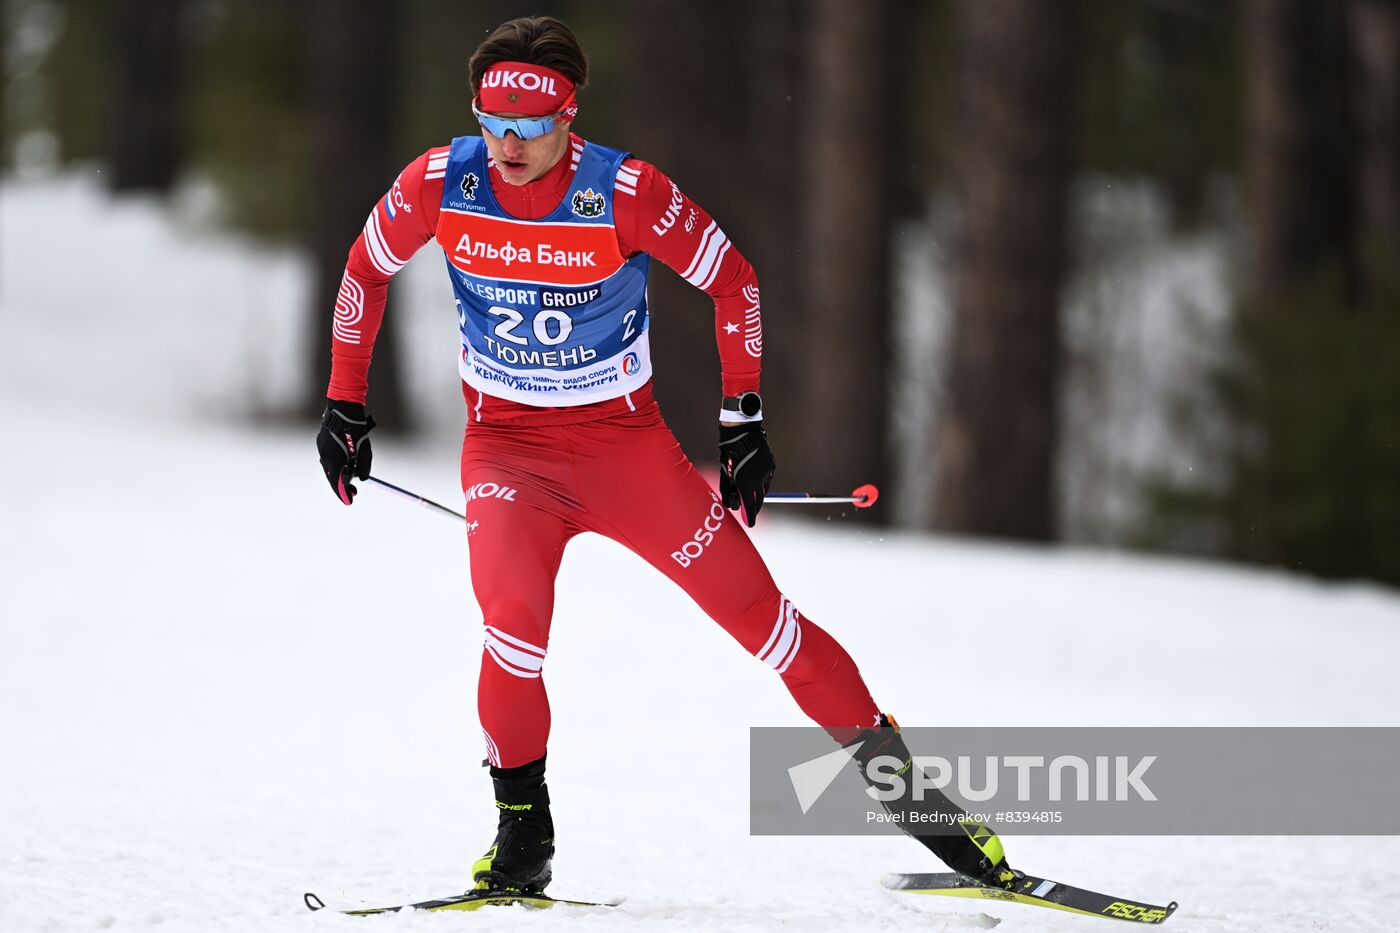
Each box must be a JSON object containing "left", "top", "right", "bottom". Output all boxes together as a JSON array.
[{"left": 4, "top": 176, "right": 1400, "bottom": 931}]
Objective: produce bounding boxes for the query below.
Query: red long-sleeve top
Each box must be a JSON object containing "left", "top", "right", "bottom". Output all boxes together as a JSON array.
[{"left": 327, "top": 134, "right": 763, "bottom": 425}]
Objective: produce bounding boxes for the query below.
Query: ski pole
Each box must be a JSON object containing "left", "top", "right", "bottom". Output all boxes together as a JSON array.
[
  {"left": 366, "top": 475, "right": 467, "bottom": 521},
  {"left": 367, "top": 476, "right": 879, "bottom": 523},
  {"left": 764, "top": 483, "right": 880, "bottom": 509}
]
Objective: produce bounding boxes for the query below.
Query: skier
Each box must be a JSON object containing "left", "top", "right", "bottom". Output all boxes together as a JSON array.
[{"left": 315, "top": 15, "right": 1015, "bottom": 896}]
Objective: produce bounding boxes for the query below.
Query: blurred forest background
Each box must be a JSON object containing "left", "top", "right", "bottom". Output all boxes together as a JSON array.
[{"left": 3, "top": 0, "right": 1399, "bottom": 586}]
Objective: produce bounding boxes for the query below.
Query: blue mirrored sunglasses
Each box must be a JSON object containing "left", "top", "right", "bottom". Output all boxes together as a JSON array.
[{"left": 472, "top": 99, "right": 565, "bottom": 141}]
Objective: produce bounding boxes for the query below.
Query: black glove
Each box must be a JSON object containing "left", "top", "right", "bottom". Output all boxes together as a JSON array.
[
  {"left": 317, "top": 399, "right": 375, "bottom": 505},
  {"left": 719, "top": 421, "right": 775, "bottom": 528}
]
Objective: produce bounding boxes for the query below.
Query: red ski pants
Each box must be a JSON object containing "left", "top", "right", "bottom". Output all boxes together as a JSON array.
[{"left": 461, "top": 400, "right": 880, "bottom": 768}]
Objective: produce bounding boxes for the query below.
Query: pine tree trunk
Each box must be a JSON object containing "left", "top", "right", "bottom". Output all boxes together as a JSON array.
[
  {"left": 933, "top": 0, "right": 1075, "bottom": 541},
  {"left": 739, "top": 0, "right": 805, "bottom": 456},
  {"left": 107, "top": 0, "right": 186, "bottom": 193},
  {"left": 797, "top": 0, "right": 894, "bottom": 506},
  {"left": 1246, "top": 0, "right": 1355, "bottom": 306},
  {"left": 0, "top": 5, "right": 6, "bottom": 176},
  {"left": 1349, "top": 0, "right": 1400, "bottom": 288},
  {"left": 622, "top": 0, "right": 747, "bottom": 463},
  {"left": 303, "top": 0, "right": 408, "bottom": 430}
]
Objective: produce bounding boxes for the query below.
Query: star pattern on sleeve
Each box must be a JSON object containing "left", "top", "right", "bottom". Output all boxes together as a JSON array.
[{"left": 614, "top": 157, "right": 761, "bottom": 397}]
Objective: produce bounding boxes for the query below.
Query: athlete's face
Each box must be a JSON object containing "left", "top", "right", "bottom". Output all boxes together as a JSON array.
[{"left": 480, "top": 116, "right": 573, "bottom": 185}]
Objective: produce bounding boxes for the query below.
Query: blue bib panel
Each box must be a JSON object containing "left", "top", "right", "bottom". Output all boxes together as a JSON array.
[{"left": 434, "top": 136, "right": 652, "bottom": 406}]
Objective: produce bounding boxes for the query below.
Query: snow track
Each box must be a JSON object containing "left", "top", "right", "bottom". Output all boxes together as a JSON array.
[{"left": 3, "top": 176, "right": 1399, "bottom": 931}]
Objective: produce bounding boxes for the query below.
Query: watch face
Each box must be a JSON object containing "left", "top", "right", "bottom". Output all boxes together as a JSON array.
[{"left": 739, "top": 392, "right": 762, "bottom": 417}]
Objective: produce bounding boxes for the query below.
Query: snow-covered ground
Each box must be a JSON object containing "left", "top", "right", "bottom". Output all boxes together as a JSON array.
[{"left": 3, "top": 175, "right": 1400, "bottom": 932}]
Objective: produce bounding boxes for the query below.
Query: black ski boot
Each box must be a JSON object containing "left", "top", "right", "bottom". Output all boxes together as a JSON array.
[
  {"left": 471, "top": 756, "right": 555, "bottom": 894},
  {"left": 845, "top": 714, "right": 1018, "bottom": 888}
]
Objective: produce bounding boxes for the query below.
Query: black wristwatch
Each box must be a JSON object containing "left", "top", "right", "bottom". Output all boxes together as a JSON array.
[{"left": 722, "top": 392, "right": 764, "bottom": 418}]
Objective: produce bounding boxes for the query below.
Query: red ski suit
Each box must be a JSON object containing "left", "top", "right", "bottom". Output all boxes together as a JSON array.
[{"left": 329, "top": 135, "right": 879, "bottom": 767}]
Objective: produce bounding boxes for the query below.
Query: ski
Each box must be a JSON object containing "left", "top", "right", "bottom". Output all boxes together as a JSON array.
[
  {"left": 303, "top": 889, "right": 620, "bottom": 915},
  {"left": 882, "top": 871, "right": 1178, "bottom": 924}
]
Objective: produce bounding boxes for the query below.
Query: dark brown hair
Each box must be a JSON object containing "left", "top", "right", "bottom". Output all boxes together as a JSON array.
[{"left": 468, "top": 16, "right": 589, "bottom": 97}]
